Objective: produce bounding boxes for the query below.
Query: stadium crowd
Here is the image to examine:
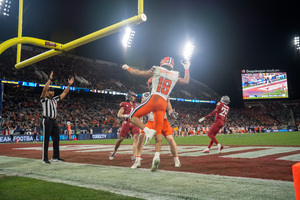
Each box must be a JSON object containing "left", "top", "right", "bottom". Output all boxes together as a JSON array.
[
  {"left": 0, "top": 48, "right": 219, "bottom": 101},
  {"left": 0, "top": 47, "right": 299, "bottom": 136},
  {"left": 1, "top": 89, "right": 298, "bottom": 136}
]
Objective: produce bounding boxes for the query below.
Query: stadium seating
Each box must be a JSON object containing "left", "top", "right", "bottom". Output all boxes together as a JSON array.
[{"left": 0, "top": 47, "right": 298, "bottom": 135}]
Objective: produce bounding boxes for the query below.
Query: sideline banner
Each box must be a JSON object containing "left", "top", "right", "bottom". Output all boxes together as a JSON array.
[{"left": 0, "top": 132, "right": 118, "bottom": 143}]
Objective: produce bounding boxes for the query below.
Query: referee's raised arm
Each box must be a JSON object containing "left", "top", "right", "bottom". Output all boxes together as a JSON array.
[
  {"left": 41, "top": 71, "right": 53, "bottom": 99},
  {"left": 59, "top": 76, "right": 74, "bottom": 100}
]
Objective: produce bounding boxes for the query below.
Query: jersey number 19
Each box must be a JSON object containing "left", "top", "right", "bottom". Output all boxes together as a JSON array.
[{"left": 156, "top": 77, "right": 172, "bottom": 95}]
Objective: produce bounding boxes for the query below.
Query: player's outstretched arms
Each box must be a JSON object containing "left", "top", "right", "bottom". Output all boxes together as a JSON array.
[{"left": 122, "top": 64, "right": 152, "bottom": 78}]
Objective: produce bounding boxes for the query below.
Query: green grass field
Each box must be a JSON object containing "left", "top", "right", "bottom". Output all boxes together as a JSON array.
[
  {"left": 61, "top": 131, "right": 300, "bottom": 146},
  {"left": 0, "top": 175, "right": 143, "bottom": 200},
  {"left": 245, "top": 89, "right": 288, "bottom": 99},
  {"left": 1, "top": 131, "right": 299, "bottom": 200}
]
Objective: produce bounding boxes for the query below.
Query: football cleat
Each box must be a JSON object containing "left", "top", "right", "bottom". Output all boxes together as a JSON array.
[
  {"left": 202, "top": 148, "right": 210, "bottom": 153},
  {"left": 217, "top": 144, "right": 224, "bottom": 153},
  {"left": 109, "top": 152, "right": 115, "bottom": 160},
  {"left": 144, "top": 129, "right": 156, "bottom": 146},
  {"left": 174, "top": 159, "right": 181, "bottom": 167},
  {"left": 131, "top": 161, "right": 141, "bottom": 169},
  {"left": 151, "top": 159, "right": 160, "bottom": 172}
]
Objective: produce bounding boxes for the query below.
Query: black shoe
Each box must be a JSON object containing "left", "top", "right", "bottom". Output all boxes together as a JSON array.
[
  {"left": 51, "top": 158, "right": 64, "bottom": 162},
  {"left": 43, "top": 160, "right": 51, "bottom": 164}
]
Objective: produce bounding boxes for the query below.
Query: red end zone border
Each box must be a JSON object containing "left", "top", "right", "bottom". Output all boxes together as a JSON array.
[{"left": 0, "top": 143, "right": 299, "bottom": 182}]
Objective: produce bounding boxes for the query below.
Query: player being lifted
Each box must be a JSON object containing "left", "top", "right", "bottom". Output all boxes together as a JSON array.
[
  {"left": 109, "top": 91, "right": 139, "bottom": 160},
  {"left": 122, "top": 56, "right": 190, "bottom": 152},
  {"left": 199, "top": 96, "right": 230, "bottom": 153},
  {"left": 131, "top": 77, "right": 181, "bottom": 171}
]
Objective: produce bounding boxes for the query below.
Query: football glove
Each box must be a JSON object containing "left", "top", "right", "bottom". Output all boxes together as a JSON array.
[
  {"left": 170, "top": 110, "right": 178, "bottom": 120},
  {"left": 122, "top": 64, "right": 130, "bottom": 70},
  {"left": 181, "top": 59, "right": 191, "bottom": 70},
  {"left": 120, "top": 114, "right": 129, "bottom": 118},
  {"left": 199, "top": 117, "right": 205, "bottom": 123}
]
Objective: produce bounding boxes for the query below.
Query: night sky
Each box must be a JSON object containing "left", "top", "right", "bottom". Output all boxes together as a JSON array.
[{"left": 0, "top": 0, "right": 299, "bottom": 106}]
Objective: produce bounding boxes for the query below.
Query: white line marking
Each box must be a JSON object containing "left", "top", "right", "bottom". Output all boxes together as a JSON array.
[
  {"left": 277, "top": 153, "right": 300, "bottom": 162},
  {"left": 0, "top": 156, "right": 295, "bottom": 200},
  {"left": 221, "top": 147, "right": 300, "bottom": 159},
  {"left": 13, "top": 145, "right": 300, "bottom": 161}
]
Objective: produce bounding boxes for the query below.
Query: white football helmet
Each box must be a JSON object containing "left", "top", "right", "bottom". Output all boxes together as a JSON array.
[
  {"left": 220, "top": 96, "right": 230, "bottom": 105},
  {"left": 126, "top": 91, "right": 138, "bottom": 102}
]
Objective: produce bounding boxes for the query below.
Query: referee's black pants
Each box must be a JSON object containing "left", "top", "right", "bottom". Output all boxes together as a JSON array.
[{"left": 42, "top": 118, "right": 60, "bottom": 161}]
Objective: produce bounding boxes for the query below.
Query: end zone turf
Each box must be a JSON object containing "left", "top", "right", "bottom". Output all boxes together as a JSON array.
[{"left": 0, "top": 156, "right": 295, "bottom": 200}]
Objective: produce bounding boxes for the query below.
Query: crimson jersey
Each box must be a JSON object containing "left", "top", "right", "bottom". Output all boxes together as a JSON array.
[
  {"left": 205, "top": 101, "right": 230, "bottom": 124},
  {"left": 120, "top": 102, "right": 138, "bottom": 120}
]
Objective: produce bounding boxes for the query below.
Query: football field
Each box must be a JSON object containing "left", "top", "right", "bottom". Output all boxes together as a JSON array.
[{"left": 0, "top": 132, "right": 299, "bottom": 199}]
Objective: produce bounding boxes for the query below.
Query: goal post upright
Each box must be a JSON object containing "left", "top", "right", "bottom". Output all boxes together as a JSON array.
[
  {"left": 0, "top": 0, "right": 147, "bottom": 69},
  {"left": 16, "top": 0, "right": 23, "bottom": 64}
]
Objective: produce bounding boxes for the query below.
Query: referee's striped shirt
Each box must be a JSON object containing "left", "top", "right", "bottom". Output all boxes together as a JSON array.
[{"left": 40, "top": 96, "right": 60, "bottom": 118}]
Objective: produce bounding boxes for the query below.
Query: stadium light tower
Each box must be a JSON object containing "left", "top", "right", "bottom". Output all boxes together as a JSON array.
[
  {"left": 183, "top": 42, "right": 195, "bottom": 60},
  {"left": 122, "top": 27, "right": 135, "bottom": 48},
  {"left": 0, "top": 0, "right": 12, "bottom": 17},
  {"left": 294, "top": 36, "right": 300, "bottom": 50}
]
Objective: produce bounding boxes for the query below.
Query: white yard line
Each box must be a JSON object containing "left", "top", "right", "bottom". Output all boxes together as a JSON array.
[
  {"left": 13, "top": 145, "right": 300, "bottom": 161},
  {"left": 0, "top": 156, "right": 295, "bottom": 200}
]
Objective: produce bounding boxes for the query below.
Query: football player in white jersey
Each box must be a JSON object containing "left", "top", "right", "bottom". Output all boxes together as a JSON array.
[
  {"left": 122, "top": 57, "right": 190, "bottom": 150},
  {"left": 131, "top": 77, "right": 181, "bottom": 171}
]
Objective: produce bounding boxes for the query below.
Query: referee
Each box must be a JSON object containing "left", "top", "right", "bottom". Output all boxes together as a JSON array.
[{"left": 40, "top": 71, "right": 74, "bottom": 164}]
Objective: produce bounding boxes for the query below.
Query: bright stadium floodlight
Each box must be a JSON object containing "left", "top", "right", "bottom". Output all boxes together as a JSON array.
[
  {"left": 0, "top": 0, "right": 11, "bottom": 17},
  {"left": 122, "top": 27, "right": 135, "bottom": 48},
  {"left": 294, "top": 36, "right": 300, "bottom": 50},
  {"left": 183, "top": 42, "right": 195, "bottom": 60}
]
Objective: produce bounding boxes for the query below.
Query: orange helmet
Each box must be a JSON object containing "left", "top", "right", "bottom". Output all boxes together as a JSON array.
[{"left": 160, "top": 57, "right": 174, "bottom": 69}]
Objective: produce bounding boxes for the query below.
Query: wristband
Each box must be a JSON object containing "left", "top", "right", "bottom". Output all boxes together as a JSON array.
[
  {"left": 49, "top": 78, "right": 52, "bottom": 81},
  {"left": 128, "top": 67, "right": 132, "bottom": 72},
  {"left": 185, "top": 70, "right": 189, "bottom": 73}
]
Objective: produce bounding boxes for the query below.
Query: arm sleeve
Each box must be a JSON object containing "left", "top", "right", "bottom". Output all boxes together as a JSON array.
[
  {"left": 150, "top": 66, "right": 156, "bottom": 73},
  {"left": 205, "top": 102, "right": 221, "bottom": 118},
  {"left": 205, "top": 110, "right": 217, "bottom": 118}
]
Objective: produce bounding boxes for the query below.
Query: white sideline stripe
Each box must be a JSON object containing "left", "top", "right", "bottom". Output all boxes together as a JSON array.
[
  {"left": 13, "top": 145, "right": 113, "bottom": 151},
  {"left": 277, "top": 153, "right": 300, "bottom": 162},
  {"left": 179, "top": 146, "right": 260, "bottom": 156},
  {"left": 0, "top": 156, "right": 295, "bottom": 200},
  {"left": 13, "top": 145, "right": 300, "bottom": 161},
  {"left": 221, "top": 147, "right": 300, "bottom": 159},
  {"left": 77, "top": 145, "right": 134, "bottom": 153}
]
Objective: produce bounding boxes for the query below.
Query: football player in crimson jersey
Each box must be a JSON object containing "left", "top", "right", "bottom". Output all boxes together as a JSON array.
[
  {"left": 131, "top": 77, "right": 181, "bottom": 171},
  {"left": 109, "top": 91, "right": 140, "bottom": 160},
  {"left": 199, "top": 96, "right": 230, "bottom": 153},
  {"left": 122, "top": 57, "right": 190, "bottom": 149}
]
